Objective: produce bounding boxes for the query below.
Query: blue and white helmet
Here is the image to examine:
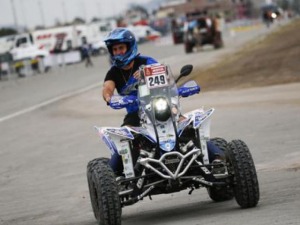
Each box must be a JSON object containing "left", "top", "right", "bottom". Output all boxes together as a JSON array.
[{"left": 104, "top": 28, "right": 138, "bottom": 68}]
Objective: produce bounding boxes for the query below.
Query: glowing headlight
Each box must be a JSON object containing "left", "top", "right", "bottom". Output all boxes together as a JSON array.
[
  {"left": 271, "top": 13, "right": 277, "bottom": 19},
  {"left": 154, "top": 98, "right": 168, "bottom": 111},
  {"left": 153, "top": 98, "right": 171, "bottom": 122}
]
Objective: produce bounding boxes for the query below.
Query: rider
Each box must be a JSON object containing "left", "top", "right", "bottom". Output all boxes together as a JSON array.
[
  {"left": 102, "top": 28, "right": 158, "bottom": 174},
  {"left": 102, "top": 27, "right": 224, "bottom": 175}
]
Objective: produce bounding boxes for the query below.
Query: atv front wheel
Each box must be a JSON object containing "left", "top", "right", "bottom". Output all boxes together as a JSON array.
[
  {"left": 207, "top": 138, "right": 234, "bottom": 202},
  {"left": 87, "top": 157, "right": 121, "bottom": 225},
  {"left": 210, "top": 137, "right": 227, "bottom": 152},
  {"left": 227, "top": 140, "right": 260, "bottom": 208}
]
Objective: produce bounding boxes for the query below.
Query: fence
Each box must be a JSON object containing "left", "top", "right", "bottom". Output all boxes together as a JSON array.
[{"left": 0, "top": 50, "right": 81, "bottom": 80}]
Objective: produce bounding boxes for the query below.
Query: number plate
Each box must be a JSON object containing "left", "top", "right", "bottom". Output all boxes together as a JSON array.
[{"left": 143, "top": 65, "right": 168, "bottom": 89}]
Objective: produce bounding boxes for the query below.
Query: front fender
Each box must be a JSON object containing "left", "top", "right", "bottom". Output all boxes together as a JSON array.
[
  {"left": 183, "top": 108, "right": 214, "bottom": 129},
  {"left": 95, "top": 126, "right": 137, "bottom": 178},
  {"left": 95, "top": 126, "right": 134, "bottom": 155}
]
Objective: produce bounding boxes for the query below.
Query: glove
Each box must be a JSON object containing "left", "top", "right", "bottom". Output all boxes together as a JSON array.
[{"left": 109, "top": 95, "right": 137, "bottom": 110}]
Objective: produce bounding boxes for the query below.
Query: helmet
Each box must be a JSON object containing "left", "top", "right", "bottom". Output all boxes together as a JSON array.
[{"left": 104, "top": 28, "right": 138, "bottom": 68}]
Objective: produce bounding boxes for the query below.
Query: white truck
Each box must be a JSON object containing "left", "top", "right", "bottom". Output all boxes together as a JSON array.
[
  {"left": 127, "top": 25, "right": 161, "bottom": 43},
  {"left": 9, "top": 20, "right": 117, "bottom": 62},
  {"left": 0, "top": 35, "right": 16, "bottom": 54},
  {"left": 10, "top": 33, "right": 50, "bottom": 61}
]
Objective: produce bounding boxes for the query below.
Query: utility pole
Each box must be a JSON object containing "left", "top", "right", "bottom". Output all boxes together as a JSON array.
[
  {"left": 81, "top": 0, "right": 87, "bottom": 23},
  {"left": 96, "top": 0, "right": 101, "bottom": 18},
  {"left": 38, "top": 0, "right": 46, "bottom": 27},
  {"left": 20, "top": 0, "right": 28, "bottom": 28},
  {"left": 10, "top": 0, "right": 19, "bottom": 32},
  {"left": 62, "top": 1, "right": 68, "bottom": 24}
]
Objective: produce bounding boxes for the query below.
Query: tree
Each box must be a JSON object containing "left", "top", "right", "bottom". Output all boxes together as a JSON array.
[
  {"left": 35, "top": 25, "right": 46, "bottom": 30},
  {"left": 72, "top": 17, "right": 86, "bottom": 25},
  {"left": 55, "top": 18, "right": 63, "bottom": 27},
  {"left": 130, "top": 5, "right": 149, "bottom": 18},
  {"left": 0, "top": 28, "right": 17, "bottom": 37},
  {"left": 91, "top": 17, "right": 102, "bottom": 23}
]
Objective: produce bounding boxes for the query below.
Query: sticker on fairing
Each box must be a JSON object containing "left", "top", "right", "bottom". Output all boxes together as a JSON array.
[
  {"left": 144, "top": 65, "right": 168, "bottom": 89},
  {"left": 138, "top": 84, "right": 150, "bottom": 97},
  {"left": 105, "top": 127, "right": 134, "bottom": 139},
  {"left": 130, "top": 127, "right": 156, "bottom": 143},
  {"left": 178, "top": 118, "right": 192, "bottom": 136},
  {"left": 101, "top": 135, "right": 118, "bottom": 154},
  {"left": 118, "top": 141, "right": 135, "bottom": 178}
]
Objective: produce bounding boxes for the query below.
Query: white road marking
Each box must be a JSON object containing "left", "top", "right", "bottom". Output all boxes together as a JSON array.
[{"left": 0, "top": 82, "right": 102, "bottom": 123}]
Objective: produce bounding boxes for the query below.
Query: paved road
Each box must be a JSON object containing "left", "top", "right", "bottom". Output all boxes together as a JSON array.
[{"left": 1, "top": 21, "right": 300, "bottom": 225}]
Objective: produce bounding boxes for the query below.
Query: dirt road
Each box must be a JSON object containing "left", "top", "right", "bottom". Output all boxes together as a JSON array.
[{"left": 0, "top": 19, "right": 300, "bottom": 225}]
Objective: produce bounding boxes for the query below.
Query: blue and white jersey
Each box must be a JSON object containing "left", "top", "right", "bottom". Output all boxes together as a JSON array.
[{"left": 104, "top": 55, "right": 158, "bottom": 113}]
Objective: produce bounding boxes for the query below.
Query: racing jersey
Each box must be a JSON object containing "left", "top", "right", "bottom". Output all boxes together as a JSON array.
[{"left": 104, "top": 55, "right": 158, "bottom": 113}]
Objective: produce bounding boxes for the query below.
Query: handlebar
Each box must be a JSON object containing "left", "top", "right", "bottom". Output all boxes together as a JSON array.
[
  {"left": 109, "top": 95, "right": 138, "bottom": 110},
  {"left": 109, "top": 86, "right": 200, "bottom": 110},
  {"left": 178, "top": 85, "right": 200, "bottom": 97}
]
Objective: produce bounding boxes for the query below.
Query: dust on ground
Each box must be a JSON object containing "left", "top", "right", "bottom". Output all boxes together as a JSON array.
[{"left": 191, "top": 18, "right": 300, "bottom": 91}]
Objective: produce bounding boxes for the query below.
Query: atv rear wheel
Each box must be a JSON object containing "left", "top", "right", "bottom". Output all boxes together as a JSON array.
[
  {"left": 207, "top": 138, "right": 234, "bottom": 202},
  {"left": 227, "top": 140, "right": 260, "bottom": 208},
  {"left": 87, "top": 157, "right": 121, "bottom": 225},
  {"left": 213, "top": 32, "right": 223, "bottom": 49},
  {"left": 184, "top": 42, "right": 193, "bottom": 53}
]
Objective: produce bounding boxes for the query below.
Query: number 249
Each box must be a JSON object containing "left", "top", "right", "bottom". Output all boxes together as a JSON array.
[{"left": 148, "top": 75, "right": 166, "bottom": 86}]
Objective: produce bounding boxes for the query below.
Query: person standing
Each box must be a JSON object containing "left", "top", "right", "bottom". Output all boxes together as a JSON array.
[{"left": 81, "top": 42, "right": 93, "bottom": 67}]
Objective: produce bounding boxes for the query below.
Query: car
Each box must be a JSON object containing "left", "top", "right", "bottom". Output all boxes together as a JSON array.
[
  {"left": 127, "top": 25, "right": 161, "bottom": 43},
  {"left": 91, "top": 40, "right": 108, "bottom": 56}
]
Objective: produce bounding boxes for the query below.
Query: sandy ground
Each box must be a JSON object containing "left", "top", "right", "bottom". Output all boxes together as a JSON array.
[{"left": 191, "top": 18, "right": 300, "bottom": 91}]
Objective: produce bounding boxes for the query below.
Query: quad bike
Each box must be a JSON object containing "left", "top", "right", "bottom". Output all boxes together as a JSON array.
[
  {"left": 87, "top": 64, "right": 260, "bottom": 225},
  {"left": 261, "top": 4, "right": 281, "bottom": 28},
  {"left": 183, "top": 17, "right": 223, "bottom": 53}
]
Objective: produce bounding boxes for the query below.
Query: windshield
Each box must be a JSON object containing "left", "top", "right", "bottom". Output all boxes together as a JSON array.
[{"left": 138, "top": 64, "right": 179, "bottom": 123}]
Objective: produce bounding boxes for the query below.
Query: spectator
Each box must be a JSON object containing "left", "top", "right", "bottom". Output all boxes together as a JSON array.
[{"left": 81, "top": 43, "right": 93, "bottom": 67}]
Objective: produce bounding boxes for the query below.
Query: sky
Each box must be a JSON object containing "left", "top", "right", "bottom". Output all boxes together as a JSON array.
[{"left": 0, "top": 0, "right": 154, "bottom": 29}]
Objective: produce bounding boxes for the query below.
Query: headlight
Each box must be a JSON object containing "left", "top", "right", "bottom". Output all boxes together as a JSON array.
[
  {"left": 153, "top": 97, "right": 171, "bottom": 122},
  {"left": 271, "top": 13, "right": 277, "bottom": 19}
]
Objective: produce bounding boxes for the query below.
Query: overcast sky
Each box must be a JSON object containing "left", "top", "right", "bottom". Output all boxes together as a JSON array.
[{"left": 0, "top": 0, "right": 153, "bottom": 29}]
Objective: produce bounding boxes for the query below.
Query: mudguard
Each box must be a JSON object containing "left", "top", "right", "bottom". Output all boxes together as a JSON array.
[
  {"left": 180, "top": 108, "right": 214, "bottom": 165},
  {"left": 183, "top": 108, "right": 214, "bottom": 129},
  {"left": 95, "top": 126, "right": 135, "bottom": 178}
]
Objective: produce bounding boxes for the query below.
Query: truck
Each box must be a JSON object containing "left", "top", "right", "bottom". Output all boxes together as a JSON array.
[
  {"left": 0, "top": 35, "right": 16, "bottom": 54},
  {"left": 183, "top": 12, "right": 224, "bottom": 53},
  {"left": 9, "top": 20, "right": 117, "bottom": 62},
  {"left": 127, "top": 25, "right": 161, "bottom": 43}
]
